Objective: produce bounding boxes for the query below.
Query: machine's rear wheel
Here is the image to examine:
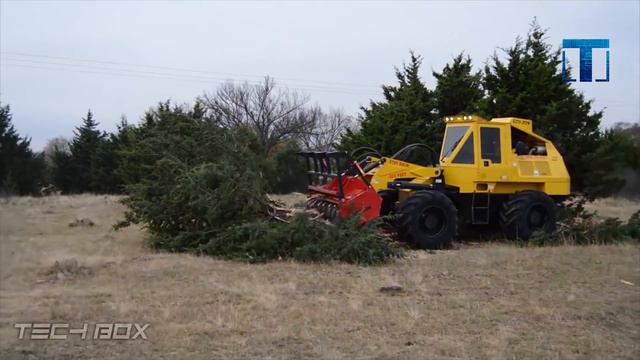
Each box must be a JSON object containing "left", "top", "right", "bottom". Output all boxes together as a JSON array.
[
  {"left": 500, "top": 190, "right": 557, "bottom": 240},
  {"left": 397, "top": 191, "right": 457, "bottom": 249}
]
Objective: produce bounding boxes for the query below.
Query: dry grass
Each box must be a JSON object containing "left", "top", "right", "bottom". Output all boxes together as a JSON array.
[
  {"left": 583, "top": 197, "right": 639, "bottom": 221},
  {"left": 0, "top": 195, "right": 639, "bottom": 359}
]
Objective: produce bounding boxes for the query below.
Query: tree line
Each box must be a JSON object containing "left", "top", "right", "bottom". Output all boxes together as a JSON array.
[
  {"left": 340, "top": 22, "right": 638, "bottom": 198},
  {"left": 1, "top": 21, "right": 638, "bottom": 199}
]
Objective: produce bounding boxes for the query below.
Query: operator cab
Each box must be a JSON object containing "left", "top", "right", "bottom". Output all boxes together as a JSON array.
[
  {"left": 440, "top": 115, "right": 552, "bottom": 164},
  {"left": 438, "top": 115, "right": 570, "bottom": 195}
]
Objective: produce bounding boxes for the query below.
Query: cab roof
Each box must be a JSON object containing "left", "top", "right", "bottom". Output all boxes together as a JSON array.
[{"left": 443, "top": 115, "right": 533, "bottom": 133}]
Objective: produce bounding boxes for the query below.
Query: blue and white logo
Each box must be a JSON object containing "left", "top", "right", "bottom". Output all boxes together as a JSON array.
[{"left": 562, "top": 39, "right": 610, "bottom": 82}]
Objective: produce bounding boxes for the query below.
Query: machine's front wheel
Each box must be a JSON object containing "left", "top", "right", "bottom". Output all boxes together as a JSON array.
[
  {"left": 397, "top": 191, "right": 457, "bottom": 249},
  {"left": 500, "top": 190, "right": 557, "bottom": 240}
]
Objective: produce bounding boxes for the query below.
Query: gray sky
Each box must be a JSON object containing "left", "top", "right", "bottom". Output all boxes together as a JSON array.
[{"left": 1, "top": 0, "right": 638, "bottom": 150}]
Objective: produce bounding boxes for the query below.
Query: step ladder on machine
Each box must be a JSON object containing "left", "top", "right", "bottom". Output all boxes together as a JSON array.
[{"left": 471, "top": 192, "right": 491, "bottom": 225}]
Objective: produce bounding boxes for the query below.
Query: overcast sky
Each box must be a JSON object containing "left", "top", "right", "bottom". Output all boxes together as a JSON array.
[{"left": 1, "top": 0, "right": 638, "bottom": 150}]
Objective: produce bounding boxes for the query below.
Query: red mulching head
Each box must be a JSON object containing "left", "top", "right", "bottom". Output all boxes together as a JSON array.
[{"left": 308, "top": 175, "right": 381, "bottom": 224}]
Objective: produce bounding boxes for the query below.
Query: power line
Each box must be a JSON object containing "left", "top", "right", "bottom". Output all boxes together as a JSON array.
[
  {"left": 1, "top": 61, "right": 380, "bottom": 96},
  {"left": 1, "top": 56, "right": 377, "bottom": 94},
  {"left": 1, "top": 51, "right": 380, "bottom": 91}
]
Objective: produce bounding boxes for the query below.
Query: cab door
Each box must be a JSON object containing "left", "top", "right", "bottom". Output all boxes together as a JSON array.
[{"left": 476, "top": 125, "right": 508, "bottom": 188}]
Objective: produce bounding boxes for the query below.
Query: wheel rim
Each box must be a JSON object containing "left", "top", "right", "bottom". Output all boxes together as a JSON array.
[
  {"left": 528, "top": 205, "right": 547, "bottom": 229},
  {"left": 419, "top": 206, "right": 446, "bottom": 236}
]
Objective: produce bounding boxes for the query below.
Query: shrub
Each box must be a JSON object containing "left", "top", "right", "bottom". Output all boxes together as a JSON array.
[
  {"left": 263, "top": 141, "right": 308, "bottom": 194},
  {"left": 201, "top": 214, "right": 402, "bottom": 265},
  {"left": 115, "top": 103, "right": 271, "bottom": 251},
  {"left": 528, "top": 205, "right": 640, "bottom": 246},
  {"left": 121, "top": 159, "right": 268, "bottom": 251},
  {"left": 116, "top": 102, "right": 401, "bottom": 265}
]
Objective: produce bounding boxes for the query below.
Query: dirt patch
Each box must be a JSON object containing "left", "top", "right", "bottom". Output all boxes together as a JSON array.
[
  {"left": 68, "top": 217, "right": 95, "bottom": 227},
  {"left": 378, "top": 284, "right": 404, "bottom": 295},
  {"left": 270, "top": 192, "right": 307, "bottom": 209}
]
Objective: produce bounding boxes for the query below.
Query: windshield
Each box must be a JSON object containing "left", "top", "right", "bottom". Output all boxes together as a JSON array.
[{"left": 441, "top": 126, "right": 470, "bottom": 159}]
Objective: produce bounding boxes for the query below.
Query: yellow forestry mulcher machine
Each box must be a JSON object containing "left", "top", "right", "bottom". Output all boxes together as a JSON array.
[{"left": 299, "top": 115, "right": 570, "bottom": 249}]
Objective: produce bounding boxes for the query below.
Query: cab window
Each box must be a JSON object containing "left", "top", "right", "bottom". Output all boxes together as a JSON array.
[
  {"left": 480, "top": 127, "right": 501, "bottom": 163},
  {"left": 452, "top": 133, "right": 474, "bottom": 164},
  {"left": 441, "top": 126, "right": 469, "bottom": 159},
  {"left": 511, "top": 126, "right": 547, "bottom": 156}
]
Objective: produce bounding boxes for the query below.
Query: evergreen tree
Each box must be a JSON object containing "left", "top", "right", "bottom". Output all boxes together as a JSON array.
[
  {"left": 340, "top": 52, "right": 442, "bottom": 154},
  {"left": 433, "top": 53, "right": 484, "bottom": 117},
  {"left": 116, "top": 101, "right": 210, "bottom": 186},
  {"left": 0, "top": 104, "right": 24, "bottom": 192},
  {"left": 481, "top": 20, "right": 604, "bottom": 195},
  {"left": 89, "top": 133, "right": 123, "bottom": 193},
  {"left": 580, "top": 128, "right": 640, "bottom": 198},
  {"left": 50, "top": 146, "right": 74, "bottom": 193},
  {"left": 0, "top": 104, "right": 46, "bottom": 194},
  {"left": 68, "top": 110, "right": 106, "bottom": 192}
]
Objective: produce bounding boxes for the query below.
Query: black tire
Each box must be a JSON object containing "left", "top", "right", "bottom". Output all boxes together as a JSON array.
[
  {"left": 500, "top": 190, "right": 557, "bottom": 240},
  {"left": 397, "top": 191, "right": 457, "bottom": 249},
  {"left": 378, "top": 190, "right": 398, "bottom": 216}
]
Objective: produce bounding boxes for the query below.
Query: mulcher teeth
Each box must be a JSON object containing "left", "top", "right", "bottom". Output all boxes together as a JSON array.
[{"left": 308, "top": 197, "right": 339, "bottom": 221}]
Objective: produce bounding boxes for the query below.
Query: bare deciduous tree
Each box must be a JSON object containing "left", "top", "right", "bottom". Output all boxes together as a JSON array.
[
  {"left": 43, "top": 137, "right": 71, "bottom": 166},
  {"left": 298, "top": 106, "right": 354, "bottom": 151},
  {"left": 201, "top": 77, "right": 313, "bottom": 154}
]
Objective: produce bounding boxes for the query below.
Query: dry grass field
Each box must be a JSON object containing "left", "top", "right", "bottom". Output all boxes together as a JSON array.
[
  {"left": 584, "top": 197, "right": 640, "bottom": 221},
  {"left": 0, "top": 195, "right": 639, "bottom": 359}
]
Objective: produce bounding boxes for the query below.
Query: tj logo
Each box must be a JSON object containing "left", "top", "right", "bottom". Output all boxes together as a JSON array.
[{"left": 562, "top": 39, "right": 610, "bottom": 82}]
